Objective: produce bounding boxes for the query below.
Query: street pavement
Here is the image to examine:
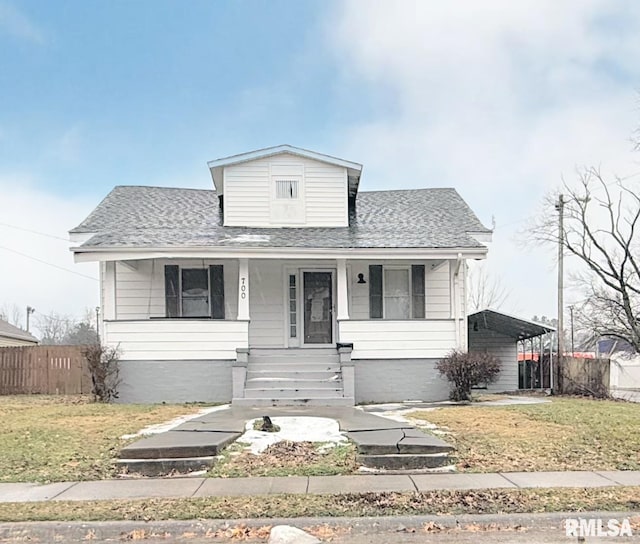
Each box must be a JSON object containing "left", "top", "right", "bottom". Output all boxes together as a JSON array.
[{"left": 1, "top": 513, "right": 639, "bottom": 543}]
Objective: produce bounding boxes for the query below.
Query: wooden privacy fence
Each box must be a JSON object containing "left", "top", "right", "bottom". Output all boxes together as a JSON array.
[
  {"left": 559, "top": 356, "right": 610, "bottom": 397},
  {"left": 0, "top": 346, "right": 92, "bottom": 395}
]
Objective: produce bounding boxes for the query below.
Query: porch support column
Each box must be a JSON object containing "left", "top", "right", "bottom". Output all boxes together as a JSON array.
[
  {"left": 336, "top": 258, "right": 349, "bottom": 321},
  {"left": 237, "top": 258, "right": 250, "bottom": 321}
]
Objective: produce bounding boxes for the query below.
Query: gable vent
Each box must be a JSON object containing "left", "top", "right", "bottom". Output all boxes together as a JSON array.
[{"left": 275, "top": 179, "right": 299, "bottom": 199}]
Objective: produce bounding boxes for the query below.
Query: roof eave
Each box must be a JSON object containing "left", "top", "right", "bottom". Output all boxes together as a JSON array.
[
  {"left": 72, "top": 245, "right": 488, "bottom": 263},
  {"left": 207, "top": 145, "right": 363, "bottom": 195}
]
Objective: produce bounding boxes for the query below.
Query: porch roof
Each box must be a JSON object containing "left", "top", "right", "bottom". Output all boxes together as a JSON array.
[{"left": 71, "top": 186, "right": 491, "bottom": 253}]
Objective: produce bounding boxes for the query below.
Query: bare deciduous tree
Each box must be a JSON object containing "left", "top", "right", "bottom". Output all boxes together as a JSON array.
[
  {"left": 467, "top": 263, "right": 510, "bottom": 313},
  {"left": 0, "top": 304, "right": 25, "bottom": 328},
  {"left": 34, "top": 312, "right": 73, "bottom": 345},
  {"left": 528, "top": 167, "right": 640, "bottom": 353}
]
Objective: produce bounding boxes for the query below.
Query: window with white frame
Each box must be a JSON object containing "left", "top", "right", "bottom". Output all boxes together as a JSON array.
[
  {"left": 369, "top": 264, "right": 425, "bottom": 319},
  {"left": 164, "top": 265, "right": 225, "bottom": 319},
  {"left": 275, "top": 179, "right": 299, "bottom": 199}
]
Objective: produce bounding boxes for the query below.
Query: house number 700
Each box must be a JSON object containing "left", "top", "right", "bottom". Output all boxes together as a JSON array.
[{"left": 240, "top": 277, "right": 247, "bottom": 299}]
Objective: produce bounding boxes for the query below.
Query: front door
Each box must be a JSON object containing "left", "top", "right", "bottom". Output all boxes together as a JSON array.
[{"left": 303, "top": 271, "right": 333, "bottom": 345}]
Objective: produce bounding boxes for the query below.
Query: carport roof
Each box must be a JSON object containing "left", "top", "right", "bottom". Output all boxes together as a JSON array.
[{"left": 468, "top": 309, "right": 555, "bottom": 341}]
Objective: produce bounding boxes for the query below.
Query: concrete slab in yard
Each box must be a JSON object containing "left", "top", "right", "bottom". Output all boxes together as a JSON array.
[
  {"left": 411, "top": 473, "right": 516, "bottom": 491},
  {"left": 307, "top": 475, "right": 414, "bottom": 494},
  {"left": 348, "top": 428, "right": 454, "bottom": 455},
  {"left": 0, "top": 482, "right": 76, "bottom": 503},
  {"left": 501, "top": 471, "right": 616, "bottom": 488},
  {"left": 53, "top": 477, "right": 204, "bottom": 501},
  {"left": 183, "top": 406, "right": 409, "bottom": 433},
  {"left": 596, "top": 471, "right": 640, "bottom": 486},
  {"left": 194, "top": 476, "right": 308, "bottom": 497},
  {"left": 120, "top": 430, "right": 240, "bottom": 459}
]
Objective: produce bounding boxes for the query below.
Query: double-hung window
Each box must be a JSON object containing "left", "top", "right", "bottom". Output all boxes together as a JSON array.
[
  {"left": 164, "top": 265, "right": 225, "bottom": 319},
  {"left": 369, "top": 264, "right": 425, "bottom": 319}
]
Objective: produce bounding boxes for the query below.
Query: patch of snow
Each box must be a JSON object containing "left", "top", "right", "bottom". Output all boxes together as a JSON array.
[
  {"left": 476, "top": 396, "right": 550, "bottom": 406},
  {"left": 226, "top": 234, "right": 271, "bottom": 243},
  {"left": 237, "top": 416, "right": 347, "bottom": 454},
  {"left": 121, "top": 404, "right": 231, "bottom": 440},
  {"left": 269, "top": 525, "right": 320, "bottom": 544}
]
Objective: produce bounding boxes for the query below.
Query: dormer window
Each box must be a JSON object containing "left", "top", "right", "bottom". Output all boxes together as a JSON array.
[{"left": 275, "top": 179, "right": 299, "bottom": 199}]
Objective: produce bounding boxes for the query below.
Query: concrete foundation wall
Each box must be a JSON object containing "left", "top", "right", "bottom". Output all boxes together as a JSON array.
[
  {"left": 116, "top": 360, "right": 233, "bottom": 404},
  {"left": 354, "top": 359, "right": 450, "bottom": 403}
]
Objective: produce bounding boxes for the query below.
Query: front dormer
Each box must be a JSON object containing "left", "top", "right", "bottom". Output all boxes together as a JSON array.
[{"left": 207, "top": 145, "right": 362, "bottom": 228}]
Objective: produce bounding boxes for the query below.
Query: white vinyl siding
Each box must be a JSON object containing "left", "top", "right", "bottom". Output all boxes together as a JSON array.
[
  {"left": 468, "top": 329, "right": 518, "bottom": 392},
  {"left": 427, "top": 261, "right": 451, "bottom": 319},
  {"left": 113, "top": 260, "right": 238, "bottom": 320},
  {"left": 104, "top": 320, "right": 248, "bottom": 360},
  {"left": 0, "top": 336, "right": 37, "bottom": 347},
  {"left": 339, "top": 320, "right": 457, "bottom": 359},
  {"left": 304, "top": 158, "right": 348, "bottom": 226},
  {"left": 348, "top": 260, "right": 451, "bottom": 320},
  {"left": 248, "top": 261, "right": 285, "bottom": 347},
  {"left": 222, "top": 154, "right": 348, "bottom": 227}
]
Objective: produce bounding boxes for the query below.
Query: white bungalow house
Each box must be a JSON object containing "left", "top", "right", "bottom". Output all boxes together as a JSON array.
[{"left": 70, "top": 145, "right": 491, "bottom": 405}]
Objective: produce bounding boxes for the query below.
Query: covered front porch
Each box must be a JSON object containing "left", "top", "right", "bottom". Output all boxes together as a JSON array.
[{"left": 95, "top": 254, "right": 468, "bottom": 404}]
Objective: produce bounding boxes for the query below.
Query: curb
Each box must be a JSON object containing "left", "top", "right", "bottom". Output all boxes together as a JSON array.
[{"left": 0, "top": 511, "right": 637, "bottom": 541}]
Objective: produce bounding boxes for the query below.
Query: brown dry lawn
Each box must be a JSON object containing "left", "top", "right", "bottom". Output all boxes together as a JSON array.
[
  {"left": 0, "top": 395, "right": 204, "bottom": 483},
  {"left": 1, "top": 487, "right": 639, "bottom": 521},
  {"left": 410, "top": 396, "right": 640, "bottom": 472}
]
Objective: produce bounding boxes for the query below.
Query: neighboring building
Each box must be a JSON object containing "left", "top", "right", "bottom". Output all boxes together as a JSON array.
[
  {"left": 0, "top": 319, "right": 39, "bottom": 347},
  {"left": 70, "top": 145, "right": 491, "bottom": 405},
  {"left": 468, "top": 309, "right": 554, "bottom": 391}
]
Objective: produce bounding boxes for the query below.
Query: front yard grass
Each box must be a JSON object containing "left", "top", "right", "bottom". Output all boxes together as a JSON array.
[
  {"left": 409, "top": 396, "right": 640, "bottom": 472},
  {"left": 0, "top": 395, "right": 204, "bottom": 483},
  {"left": 209, "top": 440, "right": 359, "bottom": 478},
  {"left": 1, "top": 487, "right": 639, "bottom": 521}
]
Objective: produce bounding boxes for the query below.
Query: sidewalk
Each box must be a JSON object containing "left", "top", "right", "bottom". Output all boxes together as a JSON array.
[{"left": 1, "top": 470, "right": 639, "bottom": 503}]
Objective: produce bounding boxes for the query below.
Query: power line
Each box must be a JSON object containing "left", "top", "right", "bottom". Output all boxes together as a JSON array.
[
  {"left": 0, "top": 222, "right": 69, "bottom": 242},
  {"left": 0, "top": 245, "right": 98, "bottom": 281}
]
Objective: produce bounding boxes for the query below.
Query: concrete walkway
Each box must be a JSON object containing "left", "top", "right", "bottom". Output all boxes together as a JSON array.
[{"left": 1, "top": 470, "right": 639, "bottom": 503}]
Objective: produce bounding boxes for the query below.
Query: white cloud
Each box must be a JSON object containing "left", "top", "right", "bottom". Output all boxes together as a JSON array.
[
  {"left": 0, "top": 174, "right": 98, "bottom": 334},
  {"left": 326, "top": 0, "right": 640, "bottom": 318},
  {"left": 0, "top": 2, "right": 45, "bottom": 44}
]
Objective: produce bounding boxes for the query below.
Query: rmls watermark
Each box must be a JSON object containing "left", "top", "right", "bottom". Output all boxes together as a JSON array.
[{"left": 565, "top": 518, "right": 633, "bottom": 537}]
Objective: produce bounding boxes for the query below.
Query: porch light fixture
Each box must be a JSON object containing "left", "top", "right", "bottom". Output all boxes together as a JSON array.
[{"left": 357, "top": 273, "right": 367, "bottom": 284}]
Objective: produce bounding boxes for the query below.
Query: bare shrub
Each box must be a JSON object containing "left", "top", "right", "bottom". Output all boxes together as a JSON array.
[
  {"left": 82, "top": 344, "right": 121, "bottom": 402},
  {"left": 436, "top": 350, "right": 502, "bottom": 401}
]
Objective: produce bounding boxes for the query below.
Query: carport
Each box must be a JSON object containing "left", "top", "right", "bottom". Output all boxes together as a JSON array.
[{"left": 468, "top": 309, "right": 555, "bottom": 391}]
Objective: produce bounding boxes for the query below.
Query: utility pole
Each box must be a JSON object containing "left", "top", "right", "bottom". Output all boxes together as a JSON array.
[
  {"left": 555, "top": 194, "right": 565, "bottom": 392},
  {"left": 569, "top": 304, "right": 575, "bottom": 356},
  {"left": 95, "top": 306, "right": 100, "bottom": 344},
  {"left": 25, "top": 306, "right": 35, "bottom": 332}
]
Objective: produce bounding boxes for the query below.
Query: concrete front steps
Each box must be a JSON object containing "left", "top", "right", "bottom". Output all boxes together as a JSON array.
[
  {"left": 234, "top": 348, "right": 354, "bottom": 406},
  {"left": 117, "top": 430, "right": 240, "bottom": 477},
  {"left": 347, "top": 428, "right": 455, "bottom": 470}
]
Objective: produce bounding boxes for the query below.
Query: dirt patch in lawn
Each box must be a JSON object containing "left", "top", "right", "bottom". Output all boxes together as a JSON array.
[
  {"left": 409, "top": 396, "right": 640, "bottom": 472},
  {"left": 0, "top": 395, "right": 205, "bottom": 483},
  {"left": 209, "top": 440, "right": 359, "bottom": 478}
]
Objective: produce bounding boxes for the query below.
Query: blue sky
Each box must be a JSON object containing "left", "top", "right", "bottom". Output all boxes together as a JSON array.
[{"left": 1, "top": 0, "right": 640, "bottom": 333}]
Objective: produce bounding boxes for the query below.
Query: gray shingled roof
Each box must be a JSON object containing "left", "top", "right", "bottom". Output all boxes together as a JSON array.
[
  {"left": 0, "top": 319, "right": 38, "bottom": 343},
  {"left": 71, "top": 186, "right": 490, "bottom": 250}
]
